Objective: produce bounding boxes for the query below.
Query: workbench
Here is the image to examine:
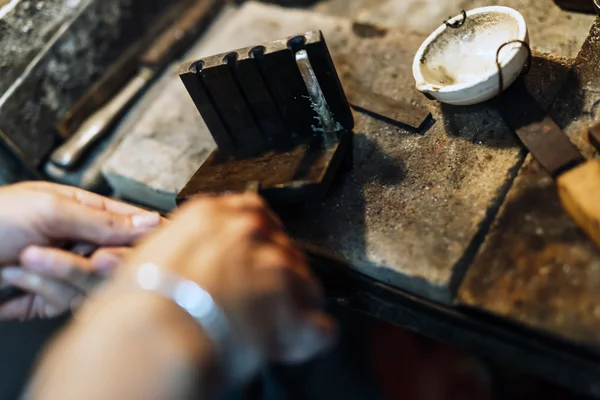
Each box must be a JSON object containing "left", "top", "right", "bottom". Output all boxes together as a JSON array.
[{"left": 96, "top": 1, "right": 600, "bottom": 396}]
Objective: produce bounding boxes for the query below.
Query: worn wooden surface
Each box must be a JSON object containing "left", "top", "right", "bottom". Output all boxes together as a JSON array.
[{"left": 458, "top": 18, "right": 600, "bottom": 352}]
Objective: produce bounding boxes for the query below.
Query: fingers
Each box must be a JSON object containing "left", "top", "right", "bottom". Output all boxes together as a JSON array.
[
  {"left": 177, "top": 194, "right": 283, "bottom": 235},
  {"left": 0, "top": 294, "right": 34, "bottom": 321},
  {"left": 20, "top": 182, "right": 163, "bottom": 218},
  {"left": 17, "top": 182, "right": 165, "bottom": 246},
  {"left": 20, "top": 246, "right": 129, "bottom": 291},
  {"left": 90, "top": 247, "right": 130, "bottom": 275},
  {"left": 218, "top": 194, "right": 284, "bottom": 230},
  {"left": 43, "top": 197, "right": 161, "bottom": 246},
  {"left": 20, "top": 247, "right": 104, "bottom": 292},
  {"left": 139, "top": 194, "right": 285, "bottom": 265},
  {"left": 0, "top": 267, "right": 81, "bottom": 317}
]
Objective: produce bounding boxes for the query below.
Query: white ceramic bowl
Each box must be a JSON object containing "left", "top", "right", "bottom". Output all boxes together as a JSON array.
[{"left": 412, "top": 6, "right": 529, "bottom": 106}]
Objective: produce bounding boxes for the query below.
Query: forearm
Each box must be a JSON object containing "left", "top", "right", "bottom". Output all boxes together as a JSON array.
[{"left": 26, "top": 291, "right": 218, "bottom": 400}]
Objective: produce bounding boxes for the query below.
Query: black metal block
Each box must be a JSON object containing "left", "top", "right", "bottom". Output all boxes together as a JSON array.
[
  {"left": 231, "top": 55, "right": 287, "bottom": 146},
  {"left": 177, "top": 30, "right": 354, "bottom": 202}
]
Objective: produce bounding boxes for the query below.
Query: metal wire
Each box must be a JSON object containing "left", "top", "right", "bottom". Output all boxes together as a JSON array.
[
  {"left": 495, "top": 40, "right": 532, "bottom": 100},
  {"left": 444, "top": 10, "right": 467, "bottom": 28}
]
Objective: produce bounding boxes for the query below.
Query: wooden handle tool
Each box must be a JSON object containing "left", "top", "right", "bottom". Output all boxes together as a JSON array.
[{"left": 557, "top": 158, "right": 600, "bottom": 248}]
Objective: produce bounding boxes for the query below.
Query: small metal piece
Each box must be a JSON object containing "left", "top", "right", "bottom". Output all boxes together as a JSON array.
[
  {"left": 495, "top": 40, "right": 532, "bottom": 100},
  {"left": 590, "top": 122, "right": 600, "bottom": 152},
  {"left": 444, "top": 10, "right": 467, "bottom": 29},
  {"left": 498, "top": 80, "right": 584, "bottom": 178},
  {"left": 295, "top": 49, "right": 337, "bottom": 134}
]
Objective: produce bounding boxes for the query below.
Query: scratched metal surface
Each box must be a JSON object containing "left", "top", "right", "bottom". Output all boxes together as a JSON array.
[{"left": 458, "top": 19, "right": 600, "bottom": 351}]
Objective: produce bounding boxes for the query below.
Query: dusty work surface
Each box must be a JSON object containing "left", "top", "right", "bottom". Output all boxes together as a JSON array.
[
  {"left": 459, "top": 19, "right": 600, "bottom": 353},
  {"left": 104, "top": 1, "right": 577, "bottom": 303},
  {"left": 313, "top": 0, "right": 596, "bottom": 59}
]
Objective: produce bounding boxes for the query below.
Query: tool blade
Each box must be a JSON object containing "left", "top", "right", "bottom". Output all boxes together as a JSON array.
[{"left": 498, "top": 81, "right": 584, "bottom": 177}]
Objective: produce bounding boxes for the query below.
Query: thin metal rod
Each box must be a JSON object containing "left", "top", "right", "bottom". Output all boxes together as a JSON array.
[
  {"left": 294, "top": 50, "right": 337, "bottom": 134},
  {"left": 495, "top": 40, "right": 532, "bottom": 100}
]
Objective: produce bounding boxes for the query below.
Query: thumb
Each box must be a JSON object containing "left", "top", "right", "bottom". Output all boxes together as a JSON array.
[{"left": 43, "top": 198, "right": 161, "bottom": 246}]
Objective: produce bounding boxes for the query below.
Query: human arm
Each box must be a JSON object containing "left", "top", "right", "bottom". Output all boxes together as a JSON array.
[{"left": 26, "top": 194, "right": 335, "bottom": 400}]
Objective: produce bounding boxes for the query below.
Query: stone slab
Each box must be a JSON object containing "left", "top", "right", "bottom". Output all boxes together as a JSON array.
[
  {"left": 283, "top": 52, "right": 568, "bottom": 303},
  {"left": 458, "top": 19, "right": 600, "bottom": 352},
  {"left": 102, "top": 2, "right": 566, "bottom": 303}
]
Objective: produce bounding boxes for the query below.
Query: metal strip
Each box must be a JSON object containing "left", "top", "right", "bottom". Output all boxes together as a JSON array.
[{"left": 498, "top": 80, "right": 584, "bottom": 178}]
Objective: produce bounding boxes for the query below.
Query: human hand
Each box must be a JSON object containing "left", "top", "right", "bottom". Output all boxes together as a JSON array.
[
  {"left": 0, "top": 181, "right": 163, "bottom": 320},
  {"left": 117, "top": 194, "right": 336, "bottom": 383},
  {"left": 0, "top": 246, "right": 131, "bottom": 320},
  {"left": 0, "top": 182, "right": 162, "bottom": 265}
]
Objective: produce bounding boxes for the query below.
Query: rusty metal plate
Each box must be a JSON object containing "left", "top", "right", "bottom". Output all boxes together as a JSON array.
[{"left": 498, "top": 81, "right": 584, "bottom": 178}]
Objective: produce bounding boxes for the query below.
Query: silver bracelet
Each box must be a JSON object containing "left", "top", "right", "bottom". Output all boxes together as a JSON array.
[{"left": 130, "top": 262, "right": 230, "bottom": 348}]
